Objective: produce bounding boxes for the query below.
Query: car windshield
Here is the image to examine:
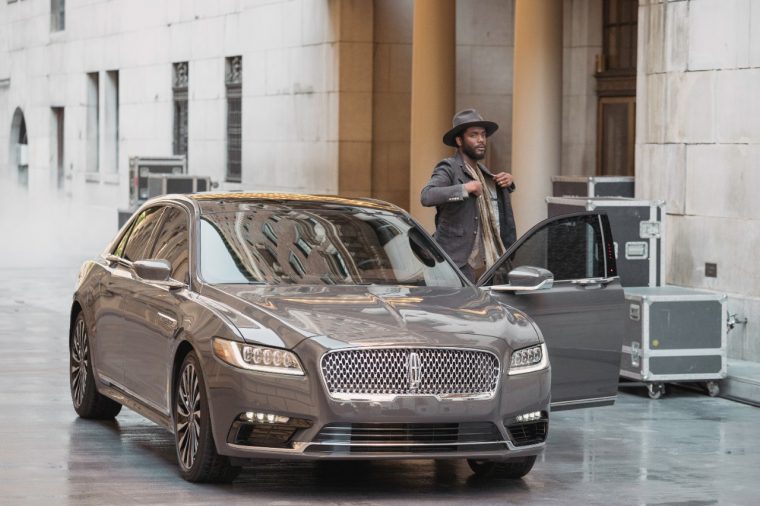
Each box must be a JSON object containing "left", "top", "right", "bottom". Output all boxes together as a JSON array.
[{"left": 199, "top": 204, "right": 465, "bottom": 287}]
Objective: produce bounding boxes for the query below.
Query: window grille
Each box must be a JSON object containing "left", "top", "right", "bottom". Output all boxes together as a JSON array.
[
  {"left": 225, "top": 56, "right": 242, "bottom": 183},
  {"left": 173, "top": 62, "right": 189, "bottom": 157}
]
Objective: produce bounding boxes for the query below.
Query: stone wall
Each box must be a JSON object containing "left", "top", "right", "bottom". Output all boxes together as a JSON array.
[
  {"left": 637, "top": 0, "right": 760, "bottom": 361},
  {"left": 371, "top": 0, "right": 412, "bottom": 209},
  {"left": 562, "top": 0, "right": 602, "bottom": 176},
  {"left": 0, "top": 0, "right": 344, "bottom": 207},
  {"left": 455, "top": 0, "right": 515, "bottom": 175}
]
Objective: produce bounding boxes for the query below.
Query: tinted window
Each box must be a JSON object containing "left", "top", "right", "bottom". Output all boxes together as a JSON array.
[
  {"left": 116, "top": 208, "right": 164, "bottom": 262},
  {"left": 199, "top": 205, "right": 463, "bottom": 287},
  {"left": 487, "top": 214, "right": 608, "bottom": 285},
  {"left": 150, "top": 207, "right": 190, "bottom": 283}
]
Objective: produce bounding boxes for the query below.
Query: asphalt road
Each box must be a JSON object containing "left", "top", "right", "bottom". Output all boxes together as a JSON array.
[{"left": 1, "top": 267, "right": 757, "bottom": 505}]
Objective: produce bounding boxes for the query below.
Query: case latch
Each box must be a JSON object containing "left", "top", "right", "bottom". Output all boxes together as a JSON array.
[
  {"left": 640, "top": 221, "right": 661, "bottom": 239},
  {"left": 631, "top": 342, "right": 641, "bottom": 368}
]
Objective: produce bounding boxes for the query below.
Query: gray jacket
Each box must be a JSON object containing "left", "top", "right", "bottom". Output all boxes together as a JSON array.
[{"left": 420, "top": 152, "right": 516, "bottom": 268}]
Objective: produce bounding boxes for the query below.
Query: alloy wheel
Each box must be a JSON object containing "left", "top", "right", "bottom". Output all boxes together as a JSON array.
[
  {"left": 70, "top": 318, "right": 89, "bottom": 408},
  {"left": 176, "top": 362, "right": 201, "bottom": 470}
]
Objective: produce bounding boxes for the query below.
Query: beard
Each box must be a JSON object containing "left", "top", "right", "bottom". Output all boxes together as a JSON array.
[{"left": 462, "top": 143, "right": 486, "bottom": 161}]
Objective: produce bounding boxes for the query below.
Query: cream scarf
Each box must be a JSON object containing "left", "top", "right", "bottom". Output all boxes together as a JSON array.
[{"left": 465, "top": 162, "right": 506, "bottom": 267}]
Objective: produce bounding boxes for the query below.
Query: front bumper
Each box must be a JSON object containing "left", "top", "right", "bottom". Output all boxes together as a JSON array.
[{"left": 203, "top": 337, "right": 551, "bottom": 461}]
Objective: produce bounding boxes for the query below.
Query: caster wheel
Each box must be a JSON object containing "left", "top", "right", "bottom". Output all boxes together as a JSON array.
[
  {"left": 706, "top": 381, "right": 720, "bottom": 397},
  {"left": 647, "top": 383, "right": 665, "bottom": 400}
]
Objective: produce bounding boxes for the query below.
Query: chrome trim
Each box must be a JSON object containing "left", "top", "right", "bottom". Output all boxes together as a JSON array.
[
  {"left": 550, "top": 395, "right": 617, "bottom": 408},
  {"left": 505, "top": 439, "right": 546, "bottom": 451},
  {"left": 327, "top": 391, "right": 497, "bottom": 402},
  {"left": 157, "top": 311, "right": 177, "bottom": 328},
  {"left": 228, "top": 442, "right": 310, "bottom": 453},
  {"left": 305, "top": 440, "right": 510, "bottom": 448},
  {"left": 227, "top": 439, "right": 543, "bottom": 455},
  {"left": 98, "top": 373, "right": 170, "bottom": 416},
  {"left": 319, "top": 346, "right": 501, "bottom": 402},
  {"left": 490, "top": 278, "right": 553, "bottom": 292}
]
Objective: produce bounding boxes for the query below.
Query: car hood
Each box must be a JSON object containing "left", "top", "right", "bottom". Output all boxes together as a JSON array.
[{"left": 203, "top": 284, "right": 539, "bottom": 350}]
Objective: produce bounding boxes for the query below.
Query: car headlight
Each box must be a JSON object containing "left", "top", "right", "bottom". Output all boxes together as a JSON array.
[
  {"left": 508, "top": 343, "right": 548, "bottom": 375},
  {"left": 212, "top": 338, "right": 305, "bottom": 376}
]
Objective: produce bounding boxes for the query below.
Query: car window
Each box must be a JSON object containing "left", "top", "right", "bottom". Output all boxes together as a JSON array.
[
  {"left": 199, "top": 205, "right": 464, "bottom": 287},
  {"left": 118, "top": 207, "right": 164, "bottom": 262},
  {"left": 149, "top": 207, "right": 190, "bottom": 283},
  {"left": 484, "top": 214, "right": 610, "bottom": 285}
]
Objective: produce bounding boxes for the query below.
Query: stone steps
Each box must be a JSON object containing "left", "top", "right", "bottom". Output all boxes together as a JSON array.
[{"left": 720, "top": 359, "right": 760, "bottom": 407}]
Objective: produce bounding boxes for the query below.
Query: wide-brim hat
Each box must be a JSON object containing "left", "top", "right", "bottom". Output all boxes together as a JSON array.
[{"left": 442, "top": 108, "right": 499, "bottom": 147}]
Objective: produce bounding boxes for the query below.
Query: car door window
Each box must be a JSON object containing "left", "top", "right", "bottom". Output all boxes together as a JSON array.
[
  {"left": 150, "top": 207, "right": 190, "bottom": 283},
  {"left": 115, "top": 207, "right": 164, "bottom": 262},
  {"left": 483, "top": 213, "right": 614, "bottom": 286}
]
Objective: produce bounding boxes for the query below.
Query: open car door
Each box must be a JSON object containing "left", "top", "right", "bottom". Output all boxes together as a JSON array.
[{"left": 478, "top": 212, "right": 625, "bottom": 410}]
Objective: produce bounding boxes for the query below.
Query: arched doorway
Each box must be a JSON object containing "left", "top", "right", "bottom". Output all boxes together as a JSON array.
[{"left": 9, "top": 107, "right": 29, "bottom": 187}]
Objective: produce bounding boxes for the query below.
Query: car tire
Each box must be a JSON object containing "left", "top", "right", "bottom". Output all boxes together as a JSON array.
[
  {"left": 174, "top": 351, "right": 240, "bottom": 483},
  {"left": 70, "top": 312, "right": 122, "bottom": 419},
  {"left": 467, "top": 455, "right": 537, "bottom": 479}
]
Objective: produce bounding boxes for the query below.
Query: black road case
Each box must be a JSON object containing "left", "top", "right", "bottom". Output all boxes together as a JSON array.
[
  {"left": 546, "top": 197, "right": 665, "bottom": 287},
  {"left": 551, "top": 175, "right": 635, "bottom": 198},
  {"left": 620, "top": 286, "right": 727, "bottom": 399}
]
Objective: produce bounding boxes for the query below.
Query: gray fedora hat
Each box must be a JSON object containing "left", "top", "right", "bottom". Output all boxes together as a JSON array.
[{"left": 442, "top": 108, "right": 499, "bottom": 147}]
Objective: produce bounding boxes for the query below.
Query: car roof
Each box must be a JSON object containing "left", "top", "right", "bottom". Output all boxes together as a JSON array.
[{"left": 184, "top": 192, "right": 402, "bottom": 215}]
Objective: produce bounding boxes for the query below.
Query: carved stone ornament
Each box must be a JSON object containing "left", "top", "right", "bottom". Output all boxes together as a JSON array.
[
  {"left": 226, "top": 56, "right": 242, "bottom": 85},
  {"left": 174, "top": 62, "right": 189, "bottom": 89}
]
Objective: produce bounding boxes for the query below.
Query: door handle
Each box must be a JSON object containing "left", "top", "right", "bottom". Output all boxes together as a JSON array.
[{"left": 570, "top": 278, "right": 612, "bottom": 289}]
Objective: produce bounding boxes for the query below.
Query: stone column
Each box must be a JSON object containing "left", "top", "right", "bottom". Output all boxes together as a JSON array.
[
  {"left": 409, "top": 0, "right": 455, "bottom": 232},
  {"left": 337, "top": 0, "right": 374, "bottom": 199},
  {"left": 511, "top": 0, "right": 563, "bottom": 235}
]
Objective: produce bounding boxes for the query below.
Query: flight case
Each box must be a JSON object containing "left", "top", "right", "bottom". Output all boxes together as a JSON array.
[
  {"left": 551, "top": 175, "right": 635, "bottom": 198},
  {"left": 546, "top": 196, "right": 665, "bottom": 287},
  {"left": 620, "top": 286, "right": 727, "bottom": 399}
]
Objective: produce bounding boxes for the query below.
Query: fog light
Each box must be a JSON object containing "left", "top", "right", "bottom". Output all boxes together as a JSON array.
[
  {"left": 244, "top": 411, "right": 290, "bottom": 424},
  {"left": 516, "top": 411, "right": 543, "bottom": 423}
]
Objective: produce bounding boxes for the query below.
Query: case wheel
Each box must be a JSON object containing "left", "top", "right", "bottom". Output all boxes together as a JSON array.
[
  {"left": 705, "top": 381, "right": 720, "bottom": 397},
  {"left": 647, "top": 382, "right": 665, "bottom": 400}
]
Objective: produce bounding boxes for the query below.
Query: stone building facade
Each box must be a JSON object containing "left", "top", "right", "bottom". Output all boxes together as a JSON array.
[{"left": 0, "top": 0, "right": 757, "bottom": 362}]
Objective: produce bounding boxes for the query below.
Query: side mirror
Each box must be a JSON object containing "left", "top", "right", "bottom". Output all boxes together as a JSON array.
[
  {"left": 133, "top": 259, "right": 185, "bottom": 288},
  {"left": 490, "top": 266, "right": 554, "bottom": 292}
]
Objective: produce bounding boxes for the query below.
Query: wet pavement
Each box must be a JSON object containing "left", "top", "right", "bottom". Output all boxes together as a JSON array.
[{"left": 1, "top": 267, "right": 758, "bottom": 505}]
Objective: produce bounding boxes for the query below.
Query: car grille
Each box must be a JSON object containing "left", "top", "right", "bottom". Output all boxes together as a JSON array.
[
  {"left": 320, "top": 347, "right": 500, "bottom": 400},
  {"left": 506, "top": 420, "right": 549, "bottom": 446},
  {"left": 305, "top": 422, "right": 507, "bottom": 454}
]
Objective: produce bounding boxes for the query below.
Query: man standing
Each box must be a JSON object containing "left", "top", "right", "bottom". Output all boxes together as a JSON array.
[{"left": 420, "top": 109, "right": 516, "bottom": 282}]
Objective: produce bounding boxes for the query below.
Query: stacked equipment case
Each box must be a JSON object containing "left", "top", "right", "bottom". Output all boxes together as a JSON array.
[
  {"left": 551, "top": 175, "right": 635, "bottom": 198},
  {"left": 546, "top": 197, "right": 665, "bottom": 287},
  {"left": 621, "top": 287, "right": 727, "bottom": 399},
  {"left": 548, "top": 178, "right": 727, "bottom": 399}
]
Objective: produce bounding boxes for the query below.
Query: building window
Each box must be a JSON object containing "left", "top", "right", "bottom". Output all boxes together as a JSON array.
[
  {"left": 595, "top": 0, "right": 638, "bottom": 177},
  {"left": 601, "top": 0, "right": 637, "bottom": 74},
  {"left": 173, "top": 62, "right": 189, "bottom": 158},
  {"left": 104, "top": 70, "right": 119, "bottom": 173},
  {"left": 225, "top": 56, "right": 242, "bottom": 183},
  {"left": 52, "top": 107, "right": 64, "bottom": 188},
  {"left": 51, "top": 0, "right": 65, "bottom": 32},
  {"left": 86, "top": 72, "right": 99, "bottom": 173}
]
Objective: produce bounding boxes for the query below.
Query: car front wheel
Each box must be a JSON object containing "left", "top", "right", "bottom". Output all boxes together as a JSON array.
[
  {"left": 174, "top": 351, "right": 240, "bottom": 483},
  {"left": 467, "top": 455, "right": 537, "bottom": 479},
  {"left": 70, "top": 313, "right": 122, "bottom": 419}
]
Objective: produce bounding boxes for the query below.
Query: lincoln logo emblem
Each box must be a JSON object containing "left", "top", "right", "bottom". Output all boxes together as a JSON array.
[{"left": 408, "top": 352, "right": 422, "bottom": 389}]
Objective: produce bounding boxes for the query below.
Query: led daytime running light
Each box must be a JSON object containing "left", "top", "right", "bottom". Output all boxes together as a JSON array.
[
  {"left": 213, "top": 338, "right": 304, "bottom": 375},
  {"left": 508, "top": 343, "right": 548, "bottom": 375}
]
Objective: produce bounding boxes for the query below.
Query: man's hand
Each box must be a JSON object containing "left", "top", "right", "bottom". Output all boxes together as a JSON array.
[
  {"left": 464, "top": 181, "right": 483, "bottom": 196},
  {"left": 494, "top": 172, "right": 514, "bottom": 188}
]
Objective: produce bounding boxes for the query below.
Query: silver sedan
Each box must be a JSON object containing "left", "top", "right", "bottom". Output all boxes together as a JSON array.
[{"left": 69, "top": 193, "right": 623, "bottom": 482}]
